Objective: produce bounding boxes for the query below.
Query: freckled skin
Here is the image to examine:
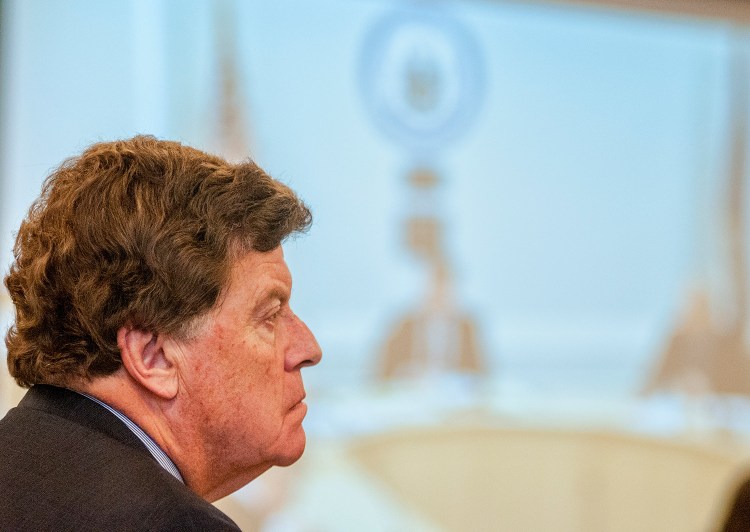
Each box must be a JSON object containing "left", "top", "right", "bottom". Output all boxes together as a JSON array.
[{"left": 168, "top": 246, "right": 322, "bottom": 499}]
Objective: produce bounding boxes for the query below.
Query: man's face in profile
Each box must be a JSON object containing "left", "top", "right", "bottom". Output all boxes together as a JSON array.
[{"left": 169, "top": 246, "right": 321, "bottom": 478}]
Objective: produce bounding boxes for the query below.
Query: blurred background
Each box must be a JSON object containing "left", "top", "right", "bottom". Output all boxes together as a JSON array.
[{"left": 3, "top": 0, "right": 750, "bottom": 530}]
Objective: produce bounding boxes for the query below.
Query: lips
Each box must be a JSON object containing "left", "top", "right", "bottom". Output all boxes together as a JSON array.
[{"left": 289, "top": 394, "right": 306, "bottom": 412}]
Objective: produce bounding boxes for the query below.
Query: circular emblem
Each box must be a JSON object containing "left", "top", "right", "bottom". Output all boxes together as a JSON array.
[{"left": 359, "top": 7, "right": 485, "bottom": 150}]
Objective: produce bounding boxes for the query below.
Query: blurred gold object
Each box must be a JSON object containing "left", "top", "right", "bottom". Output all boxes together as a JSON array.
[
  {"left": 644, "top": 45, "right": 750, "bottom": 397},
  {"left": 378, "top": 168, "right": 484, "bottom": 379}
]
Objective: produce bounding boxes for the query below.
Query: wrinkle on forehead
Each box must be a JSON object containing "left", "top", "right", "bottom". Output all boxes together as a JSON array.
[{"left": 224, "top": 248, "right": 292, "bottom": 320}]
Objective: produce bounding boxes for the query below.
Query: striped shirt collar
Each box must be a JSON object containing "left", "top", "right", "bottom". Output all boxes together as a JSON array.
[{"left": 78, "top": 392, "right": 184, "bottom": 484}]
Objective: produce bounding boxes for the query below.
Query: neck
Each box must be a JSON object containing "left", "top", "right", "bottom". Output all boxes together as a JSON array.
[{"left": 74, "top": 370, "right": 270, "bottom": 502}]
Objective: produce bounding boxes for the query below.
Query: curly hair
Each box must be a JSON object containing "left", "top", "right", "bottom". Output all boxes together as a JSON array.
[{"left": 4, "top": 135, "right": 312, "bottom": 388}]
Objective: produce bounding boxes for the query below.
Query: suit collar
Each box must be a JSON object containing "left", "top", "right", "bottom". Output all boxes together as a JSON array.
[{"left": 18, "top": 384, "right": 148, "bottom": 454}]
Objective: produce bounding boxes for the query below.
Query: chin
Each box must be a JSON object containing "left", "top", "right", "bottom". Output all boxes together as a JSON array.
[{"left": 274, "top": 432, "right": 307, "bottom": 467}]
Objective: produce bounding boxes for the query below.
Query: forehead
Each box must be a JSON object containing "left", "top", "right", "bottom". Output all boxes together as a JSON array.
[{"left": 226, "top": 246, "right": 291, "bottom": 298}]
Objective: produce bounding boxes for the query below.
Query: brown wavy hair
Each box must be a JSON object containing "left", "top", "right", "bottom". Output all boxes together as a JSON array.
[{"left": 4, "top": 135, "right": 311, "bottom": 388}]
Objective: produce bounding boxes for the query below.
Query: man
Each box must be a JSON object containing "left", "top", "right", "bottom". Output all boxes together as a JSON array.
[{"left": 0, "top": 136, "right": 322, "bottom": 530}]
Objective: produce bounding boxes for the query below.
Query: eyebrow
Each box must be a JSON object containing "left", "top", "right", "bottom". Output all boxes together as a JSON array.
[
  {"left": 250, "top": 286, "right": 289, "bottom": 321},
  {"left": 260, "top": 286, "right": 290, "bottom": 305}
]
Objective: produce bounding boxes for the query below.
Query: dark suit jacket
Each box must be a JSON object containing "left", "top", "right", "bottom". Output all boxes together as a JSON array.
[
  {"left": 721, "top": 477, "right": 750, "bottom": 532},
  {"left": 0, "top": 385, "right": 241, "bottom": 531}
]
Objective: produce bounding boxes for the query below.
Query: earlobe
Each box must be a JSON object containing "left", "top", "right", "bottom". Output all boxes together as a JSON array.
[{"left": 117, "top": 326, "right": 179, "bottom": 400}]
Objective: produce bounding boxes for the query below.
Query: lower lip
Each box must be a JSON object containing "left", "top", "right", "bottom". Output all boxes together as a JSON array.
[{"left": 289, "top": 401, "right": 307, "bottom": 415}]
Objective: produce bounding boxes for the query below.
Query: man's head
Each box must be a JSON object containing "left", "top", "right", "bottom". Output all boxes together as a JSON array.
[
  {"left": 5, "top": 135, "right": 311, "bottom": 387},
  {"left": 4, "top": 136, "right": 322, "bottom": 499}
]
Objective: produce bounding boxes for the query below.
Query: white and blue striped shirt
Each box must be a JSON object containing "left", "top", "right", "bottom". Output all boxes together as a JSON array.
[{"left": 80, "top": 392, "right": 185, "bottom": 484}]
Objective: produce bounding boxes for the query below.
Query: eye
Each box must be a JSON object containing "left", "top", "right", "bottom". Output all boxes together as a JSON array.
[{"left": 264, "top": 308, "right": 282, "bottom": 326}]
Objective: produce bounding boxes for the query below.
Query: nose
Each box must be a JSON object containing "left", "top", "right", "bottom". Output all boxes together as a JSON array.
[{"left": 284, "top": 311, "right": 322, "bottom": 371}]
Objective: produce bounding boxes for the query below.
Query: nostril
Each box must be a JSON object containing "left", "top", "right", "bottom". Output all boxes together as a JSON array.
[{"left": 299, "top": 359, "right": 318, "bottom": 369}]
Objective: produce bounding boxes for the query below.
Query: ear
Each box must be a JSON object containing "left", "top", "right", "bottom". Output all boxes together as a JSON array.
[{"left": 117, "top": 326, "right": 178, "bottom": 400}]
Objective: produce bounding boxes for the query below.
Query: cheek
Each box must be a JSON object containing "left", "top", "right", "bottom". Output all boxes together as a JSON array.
[
  {"left": 187, "top": 324, "right": 286, "bottom": 411},
  {"left": 228, "top": 335, "right": 286, "bottom": 403}
]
